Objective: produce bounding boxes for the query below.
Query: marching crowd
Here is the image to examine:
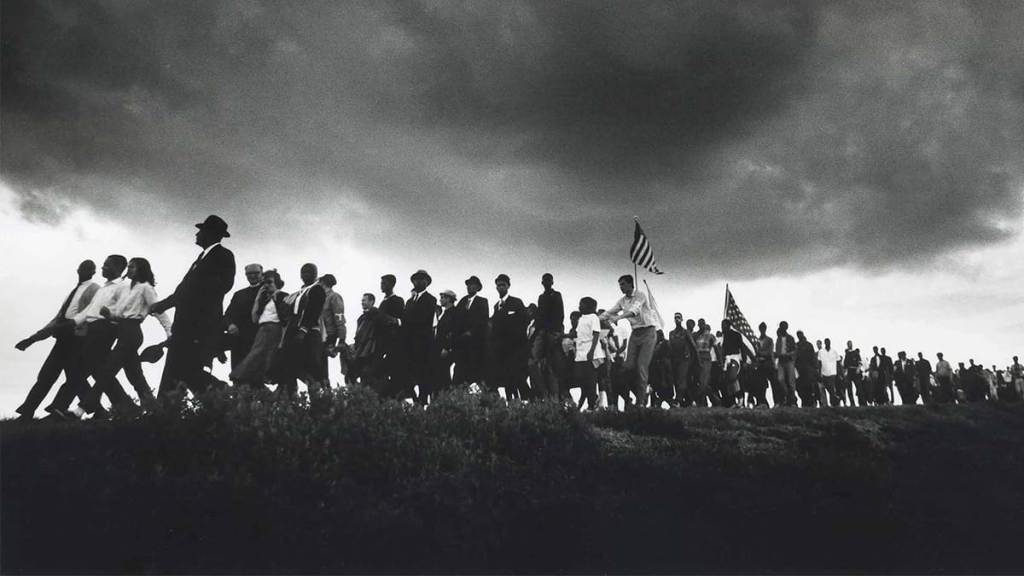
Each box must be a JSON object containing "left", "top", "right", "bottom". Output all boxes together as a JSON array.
[{"left": 13, "top": 215, "right": 1024, "bottom": 421}]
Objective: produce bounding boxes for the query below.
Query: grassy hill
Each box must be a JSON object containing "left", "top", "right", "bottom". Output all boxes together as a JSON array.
[{"left": 3, "top": 389, "right": 1023, "bottom": 574}]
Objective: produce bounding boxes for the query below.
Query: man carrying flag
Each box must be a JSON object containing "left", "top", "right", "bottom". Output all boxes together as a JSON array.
[
  {"left": 722, "top": 286, "right": 760, "bottom": 407},
  {"left": 601, "top": 275, "right": 658, "bottom": 408}
]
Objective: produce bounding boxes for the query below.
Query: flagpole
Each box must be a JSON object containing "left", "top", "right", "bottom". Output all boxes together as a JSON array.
[
  {"left": 724, "top": 283, "right": 729, "bottom": 320},
  {"left": 633, "top": 215, "right": 639, "bottom": 284}
]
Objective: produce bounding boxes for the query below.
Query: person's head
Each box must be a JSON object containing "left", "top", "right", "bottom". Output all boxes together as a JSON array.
[
  {"left": 778, "top": 320, "right": 789, "bottom": 333},
  {"left": 319, "top": 273, "right": 337, "bottom": 289},
  {"left": 102, "top": 255, "right": 128, "bottom": 281},
  {"left": 758, "top": 321, "right": 767, "bottom": 336},
  {"left": 127, "top": 257, "right": 155, "bottom": 286},
  {"left": 958, "top": 362, "right": 965, "bottom": 369},
  {"left": 617, "top": 274, "right": 634, "bottom": 295},
  {"left": 722, "top": 319, "right": 732, "bottom": 332},
  {"left": 918, "top": 352, "right": 924, "bottom": 359},
  {"left": 495, "top": 274, "right": 511, "bottom": 298},
  {"left": 569, "top": 310, "right": 581, "bottom": 329},
  {"left": 686, "top": 318, "right": 695, "bottom": 331},
  {"left": 1014, "top": 356, "right": 1019, "bottom": 363},
  {"left": 824, "top": 338, "right": 831, "bottom": 349},
  {"left": 898, "top": 351, "right": 906, "bottom": 359},
  {"left": 77, "top": 260, "right": 96, "bottom": 282},
  {"left": 796, "top": 330, "right": 806, "bottom": 342},
  {"left": 881, "top": 347, "right": 887, "bottom": 356},
  {"left": 440, "top": 289, "right": 456, "bottom": 307},
  {"left": 526, "top": 303, "right": 537, "bottom": 319},
  {"left": 380, "top": 274, "right": 397, "bottom": 294},
  {"left": 969, "top": 358, "right": 976, "bottom": 367},
  {"left": 361, "top": 292, "right": 376, "bottom": 311},
  {"left": 937, "top": 352, "right": 944, "bottom": 360},
  {"left": 194, "top": 215, "right": 230, "bottom": 248},
  {"left": 411, "top": 269, "right": 432, "bottom": 292},
  {"left": 465, "top": 276, "right": 481, "bottom": 296},
  {"left": 873, "top": 345, "right": 879, "bottom": 354},
  {"left": 300, "top": 263, "right": 318, "bottom": 286},
  {"left": 657, "top": 329, "right": 665, "bottom": 342},
  {"left": 244, "top": 263, "right": 263, "bottom": 286},
  {"left": 697, "top": 318, "right": 707, "bottom": 331},
  {"left": 541, "top": 273, "right": 553, "bottom": 290},
  {"left": 847, "top": 340, "right": 854, "bottom": 350},
  {"left": 579, "top": 296, "right": 597, "bottom": 315},
  {"left": 674, "top": 312, "right": 683, "bottom": 327},
  {"left": 816, "top": 339, "right": 822, "bottom": 349},
  {"left": 262, "top": 269, "right": 284, "bottom": 290}
]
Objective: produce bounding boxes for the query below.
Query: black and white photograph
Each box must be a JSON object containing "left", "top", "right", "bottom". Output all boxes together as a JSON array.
[{"left": 1, "top": 0, "right": 1023, "bottom": 573}]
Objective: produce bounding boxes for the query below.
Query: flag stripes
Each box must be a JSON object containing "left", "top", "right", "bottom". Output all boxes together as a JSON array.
[
  {"left": 724, "top": 285, "right": 757, "bottom": 356},
  {"left": 630, "top": 221, "right": 664, "bottom": 275}
]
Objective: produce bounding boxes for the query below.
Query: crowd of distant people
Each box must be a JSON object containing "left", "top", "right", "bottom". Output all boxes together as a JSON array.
[{"left": 12, "top": 215, "right": 1024, "bottom": 421}]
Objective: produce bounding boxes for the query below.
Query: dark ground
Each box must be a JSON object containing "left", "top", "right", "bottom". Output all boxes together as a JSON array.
[{"left": 2, "top": 390, "right": 1023, "bottom": 574}]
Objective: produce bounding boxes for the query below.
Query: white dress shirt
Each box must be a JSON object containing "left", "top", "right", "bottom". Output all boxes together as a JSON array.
[
  {"left": 109, "top": 281, "right": 172, "bottom": 336},
  {"left": 74, "top": 279, "right": 128, "bottom": 326},
  {"left": 65, "top": 280, "right": 99, "bottom": 320}
]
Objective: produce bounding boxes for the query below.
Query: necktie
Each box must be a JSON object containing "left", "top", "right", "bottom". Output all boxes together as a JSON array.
[{"left": 57, "top": 284, "right": 79, "bottom": 318}]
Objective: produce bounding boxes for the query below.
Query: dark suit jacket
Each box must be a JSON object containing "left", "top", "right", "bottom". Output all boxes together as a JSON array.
[
  {"left": 453, "top": 295, "right": 488, "bottom": 352},
  {"left": 285, "top": 284, "right": 327, "bottom": 339},
  {"left": 225, "top": 284, "right": 260, "bottom": 346},
  {"left": 435, "top": 307, "right": 455, "bottom": 352},
  {"left": 490, "top": 296, "right": 528, "bottom": 353},
  {"left": 378, "top": 294, "right": 405, "bottom": 354},
  {"left": 159, "top": 244, "right": 236, "bottom": 343},
  {"left": 403, "top": 291, "right": 437, "bottom": 363}
]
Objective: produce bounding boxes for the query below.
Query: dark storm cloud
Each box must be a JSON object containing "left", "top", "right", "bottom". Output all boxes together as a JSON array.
[{"left": 2, "top": 0, "right": 1022, "bottom": 276}]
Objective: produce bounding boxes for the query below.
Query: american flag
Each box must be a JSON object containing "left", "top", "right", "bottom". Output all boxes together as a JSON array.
[
  {"left": 724, "top": 285, "right": 757, "bottom": 356},
  {"left": 630, "top": 220, "right": 664, "bottom": 275}
]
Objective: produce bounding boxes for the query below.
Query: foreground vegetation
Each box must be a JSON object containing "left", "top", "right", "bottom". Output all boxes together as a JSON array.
[{"left": 3, "top": 388, "right": 1023, "bottom": 574}]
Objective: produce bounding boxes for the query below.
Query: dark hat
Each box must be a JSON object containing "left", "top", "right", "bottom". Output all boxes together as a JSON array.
[
  {"left": 195, "top": 215, "right": 230, "bottom": 238},
  {"left": 464, "top": 275, "right": 482, "bottom": 288},
  {"left": 494, "top": 273, "right": 511, "bottom": 285},
  {"left": 411, "top": 269, "right": 432, "bottom": 285}
]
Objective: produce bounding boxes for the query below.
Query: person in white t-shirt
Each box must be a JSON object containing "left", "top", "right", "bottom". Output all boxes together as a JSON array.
[
  {"left": 817, "top": 338, "right": 842, "bottom": 407},
  {"left": 574, "top": 297, "right": 605, "bottom": 411}
]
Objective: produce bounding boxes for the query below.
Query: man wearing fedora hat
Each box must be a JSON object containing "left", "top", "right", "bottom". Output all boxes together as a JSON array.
[
  {"left": 151, "top": 215, "right": 236, "bottom": 399},
  {"left": 452, "top": 275, "right": 488, "bottom": 389},
  {"left": 402, "top": 269, "right": 437, "bottom": 404}
]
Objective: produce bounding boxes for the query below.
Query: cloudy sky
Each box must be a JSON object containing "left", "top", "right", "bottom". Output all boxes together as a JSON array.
[{"left": 2, "top": 0, "right": 1023, "bottom": 415}]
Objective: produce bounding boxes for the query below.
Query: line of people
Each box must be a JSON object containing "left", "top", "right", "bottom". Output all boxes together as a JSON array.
[{"left": 13, "top": 215, "right": 1024, "bottom": 420}]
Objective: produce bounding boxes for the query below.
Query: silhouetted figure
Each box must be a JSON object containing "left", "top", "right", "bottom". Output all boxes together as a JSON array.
[{"left": 151, "top": 215, "right": 236, "bottom": 400}]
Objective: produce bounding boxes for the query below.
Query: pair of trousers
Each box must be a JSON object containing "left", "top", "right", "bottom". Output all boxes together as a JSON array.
[
  {"left": 529, "top": 330, "right": 564, "bottom": 399},
  {"left": 16, "top": 335, "right": 78, "bottom": 416},
  {"left": 672, "top": 357, "right": 695, "bottom": 404},
  {"left": 574, "top": 360, "right": 599, "bottom": 410},
  {"left": 88, "top": 320, "right": 154, "bottom": 410},
  {"left": 690, "top": 360, "right": 720, "bottom": 407},
  {"left": 50, "top": 321, "right": 119, "bottom": 412},
  {"left": 158, "top": 333, "right": 219, "bottom": 400},
  {"left": 776, "top": 360, "right": 797, "bottom": 406},
  {"left": 796, "top": 365, "right": 818, "bottom": 407},
  {"left": 624, "top": 326, "right": 656, "bottom": 407},
  {"left": 821, "top": 375, "right": 840, "bottom": 407},
  {"left": 491, "top": 346, "right": 529, "bottom": 400}
]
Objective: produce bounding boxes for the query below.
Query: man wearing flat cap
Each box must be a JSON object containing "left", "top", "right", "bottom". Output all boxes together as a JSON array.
[
  {"left": 377, "top": 274, "right": 405, "bottom": 396},
  {"left": 223, "top": 263, "right": 263, "bottom": 372},
  {"left": 452, "top": 275, "right": 489, "bottom": 389},
  {"left": 432, "top": 289, "right": 458, "bottom": 394},
  {"left": 402, "top": 269, "right": 437, "bottom": 403},
  {"left": 490, "top": 274, "right": 529, "bottom": 400},
  {"left": 152, "top": 215, "right": 236, "bottom": 399}
]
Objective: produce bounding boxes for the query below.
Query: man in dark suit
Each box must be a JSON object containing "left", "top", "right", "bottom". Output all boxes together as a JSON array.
[
  {"left": 13, "top": 260, "right": 99, "bottom": 420},
  {"left": 452, "top": 276, "right": 488, "bottom": 389},
  {"left": 377, "top": 274, "right": 405, "bottom": 397},
  {"left": 402, "top": 269, "right": 437, "bottom": 404},
  {"left": 151, "top": 215, "right": 236, "bottom": 399},
  {"left": 877, "top": 347, "right": 894, "bottom": 405},
  {"left": 281, "top": 263, "right": 328, "bottom": 397},
  {"left": 489, "top": 274, "right": 529, "bottom": 400},
  {"left": 915, "top": 352, "right": 933, "bottom": 403},
  {"left": 432, "top": 289, "right": 457, "bottom": 395},
  {"left": 224, "top": 263, "right": 263, "bottom": 372},
  {"left": 894, "top": 351, "right": 917, "bottom": 405}
]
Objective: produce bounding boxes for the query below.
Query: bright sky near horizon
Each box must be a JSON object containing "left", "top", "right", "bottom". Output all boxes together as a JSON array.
[{"left": 2, "top": 1, "right": 1023, "bottom": 416}]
